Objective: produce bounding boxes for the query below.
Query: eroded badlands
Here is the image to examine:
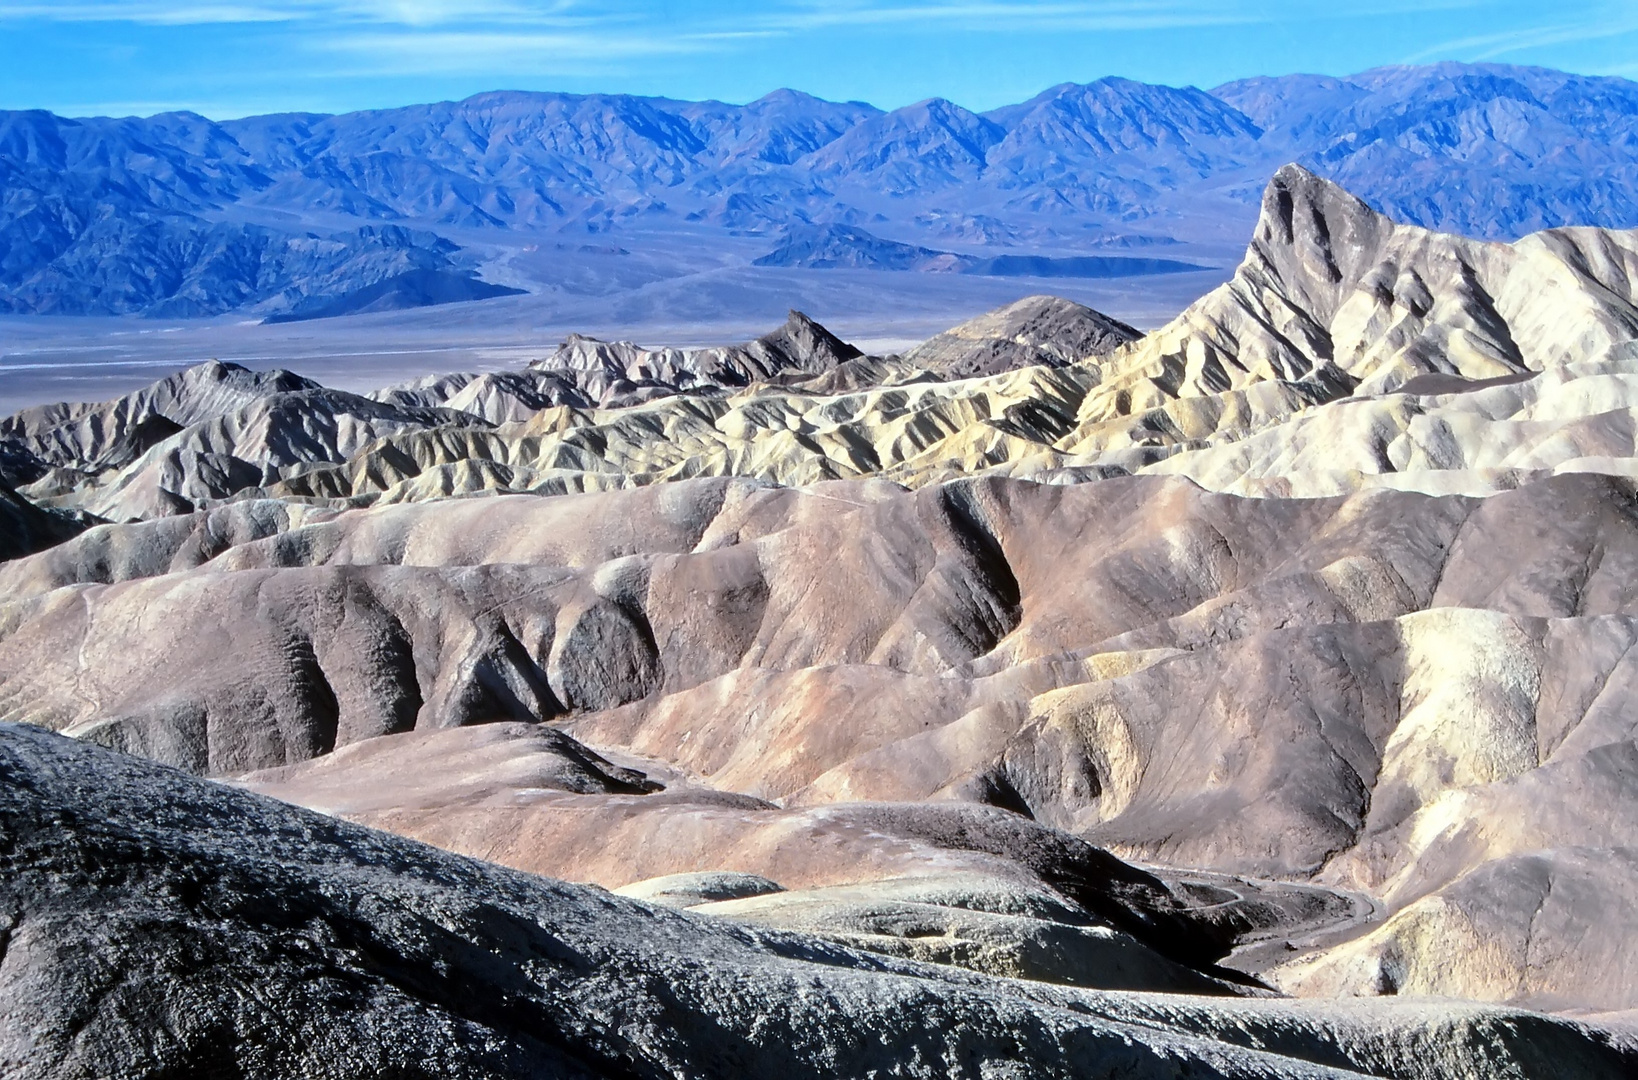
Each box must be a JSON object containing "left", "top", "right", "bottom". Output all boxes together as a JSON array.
[{"left": 4, "top": 165, "right": 1638, "bottom": 1077}]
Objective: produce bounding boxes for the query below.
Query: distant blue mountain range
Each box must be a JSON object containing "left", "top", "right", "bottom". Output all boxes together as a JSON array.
[{"left": 3, "top": 63, "right": 1636, "bottom": 318}]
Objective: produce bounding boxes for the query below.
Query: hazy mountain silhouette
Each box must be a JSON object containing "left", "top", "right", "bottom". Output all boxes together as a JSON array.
[{"left": 2, "top": 63, "right": 1636, "bottom": 317}]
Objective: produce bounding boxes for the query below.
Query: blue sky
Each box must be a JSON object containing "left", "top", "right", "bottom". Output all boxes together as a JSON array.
[{"left": 1, "top": 1, "right": 1636, "bottom": 118}]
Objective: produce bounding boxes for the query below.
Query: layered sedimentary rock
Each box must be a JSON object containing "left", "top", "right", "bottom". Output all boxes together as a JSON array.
[
  {"left": 526, "top": 308, "right": 863, "bottom": 400},
  {"left": 13, "top": 167, "right": 1638, "bottom": 520},
  {"left": 6, "top": 359, "right": 479, "bottom": 520},
  {"left": 7, "top": 465, "right": 1638, "bottom": 1020},
  {"left": 369, "top": 369, "right": 592, "bottom": 423},
  {"left": 8, "top": 164, "right": 1638, "bottom": 1071}
]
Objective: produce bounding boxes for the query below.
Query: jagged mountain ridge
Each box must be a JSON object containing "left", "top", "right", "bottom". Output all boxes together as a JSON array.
[
  {"left": 5, "top": 63, "right": 1638, "bottom": 316},
  {"left": 9, "top": 164, "right": 1638, "bottom": 527},
  {"left": 368, "top": 309, "right": 870, "bottom": 421},
  {"left": 1216, "top": 63, "right": 1638, "bottom": 237},
  {"left": 0, "top": 292, "right": 1160, "bottom": 520}
]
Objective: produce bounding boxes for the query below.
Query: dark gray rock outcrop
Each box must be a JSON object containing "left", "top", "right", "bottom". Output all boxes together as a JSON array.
[
  {"left": 901, "top": 294, "right": 1142, "bottom": 377},
  {"left": 0, "top": 482, "right": 91, "bottom": 561},
  {"left": 753, "top": 223, "right": 958, "bottom": 270},
  {"left": 0, "top": 721, "right": 1631, "bottom": 1079},
  {"left": 262, "top": 267, "right": 527, "bottom": 324}
]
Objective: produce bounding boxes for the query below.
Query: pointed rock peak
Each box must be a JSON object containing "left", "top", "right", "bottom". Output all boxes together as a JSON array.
[
  {"left": 750, "top": 88, "right": 811, "bottom": 108},
  {"left": 189, "top": 357, "right": 250, "bottom": 382},
  {"left": 1268, "top": 161, "right": 1365, "bottom": 201},
  {"left": 175, "top": 358, "right": 315, "bottom": 396},
  {"left": 1247, "top": 164, "right": 1400, "bottom": 309},
  {"left": 754, "top": 310, "right": 863, "bottom": 369},
  {"left": 970, "top": 295, "right": 1141, "bottom": 348},
  {"left": 1027, "top": 82, "right": 1083, "bottom": 104},
  {"left": 781, "top": 308, "right": 822, "bottom": 333},
  {"left": 1057, "top": 75, "right": 1151, "bottom": 100},
  {"left": 1257, "top": 164, "right": 1387, "bottom": 250},
  {"left": 902, "top": 97, "right": 981, "bottom": 122}
]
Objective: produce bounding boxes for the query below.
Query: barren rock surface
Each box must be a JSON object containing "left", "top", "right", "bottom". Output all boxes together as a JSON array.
[
  {"left": 9, "top": 465, "right": 1638, "bottom": 1019},
  {"left": 6, "top": 164, "right": 1638, "bottom": 1073},
  {"left": 8, "top": 722, "right": 1635, "bottom": 1079},
  {"left": 9, "top": 167, "right": 1638, "bottom": 520},
  {"left": 0, "top": 481, "right": 87, "bottom": 560},
  {"left": 899, "top": 294, "right": 1141, "bottom": 378}
]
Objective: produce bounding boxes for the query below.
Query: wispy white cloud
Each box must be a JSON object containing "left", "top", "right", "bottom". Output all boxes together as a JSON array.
[
  {"left": 1403, "top": 4, "right": 1638, "bottom": 63},
  {"left": 0, "top": 0, "right": 1484, "bottom": 30},
  {"left": 289, "top": 0, "right": 1500, "bottom": 81},
  {"left": 320, "top": 28, "right": 709, "bottom": 77},
  {"left": 751, "top": 1, "right": 1242, "bottom": 31},
  {"left": 0, "top": 0, "right": 570, "bottom": 25},
  {"left": 328, "top": 0, "right": 577, "bottom": 26},
  {"left": 750, "top": 0, "right": 1483, "bottom": 34},
  {"left": 0, "top": 2, "right": 302, "bottom": 23},
  {"left": 0, "top": 0, "right": 1579, "bottom": 112},
  {"left": 0, "top": 0, "right": 713, "bottom": 88}
]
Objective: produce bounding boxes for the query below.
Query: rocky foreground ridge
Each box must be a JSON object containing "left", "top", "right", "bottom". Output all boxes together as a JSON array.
[
  {"left": 4, "top": 165, "right": 1638, "bottom": 1075},
  {"left": 5, "top": 723, "right": 1632, "bottom": 1078}
]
